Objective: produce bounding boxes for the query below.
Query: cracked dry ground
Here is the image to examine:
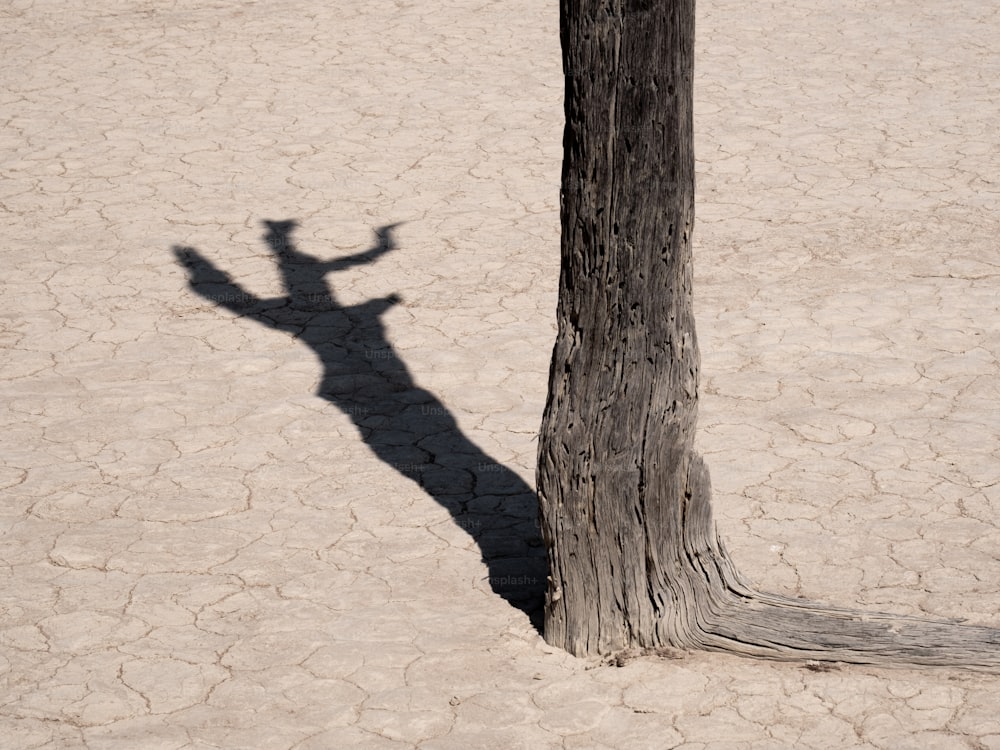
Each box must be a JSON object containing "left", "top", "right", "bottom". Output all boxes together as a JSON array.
[{"left": 3, "top": 0, "right": 1000, "bottom": 748}]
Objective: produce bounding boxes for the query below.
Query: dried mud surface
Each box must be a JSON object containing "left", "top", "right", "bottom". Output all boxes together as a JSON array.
[{"left": 2, "top": 0, "right": 1000, "bottom": 747}]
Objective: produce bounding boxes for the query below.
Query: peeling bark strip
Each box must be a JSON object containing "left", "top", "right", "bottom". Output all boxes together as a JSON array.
[{"left": 537, "top": 0, "right": 1000, "bottom": 666}]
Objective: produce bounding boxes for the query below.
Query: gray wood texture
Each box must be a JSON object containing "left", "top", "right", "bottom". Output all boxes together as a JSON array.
[{"left": 536, "top": 0, "right": 1000, "bottom": 667}]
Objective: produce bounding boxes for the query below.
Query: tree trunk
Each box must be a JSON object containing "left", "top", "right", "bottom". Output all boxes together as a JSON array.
[{"left": 537, "top": 0, "right": 1000, "bottom": 667}]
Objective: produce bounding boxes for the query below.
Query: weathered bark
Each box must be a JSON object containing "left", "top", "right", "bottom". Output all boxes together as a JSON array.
[{"left": 536, "top": 0, "right": 1000, "bottom": 667}]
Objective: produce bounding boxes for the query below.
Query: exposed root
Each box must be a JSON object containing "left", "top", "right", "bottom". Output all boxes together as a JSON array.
[{"left": 677, "top": 453, "right": 1000, "bottom": 670}]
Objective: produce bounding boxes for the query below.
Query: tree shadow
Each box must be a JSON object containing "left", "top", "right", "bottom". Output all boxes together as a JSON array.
[{"left": 172, "top": 219, "right": 547, "bottom": 626}]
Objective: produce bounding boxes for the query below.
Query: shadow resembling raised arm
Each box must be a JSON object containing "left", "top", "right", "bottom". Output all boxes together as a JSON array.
[
  {"left": 172, "top": 245, "right": 286, "bottom": 328},
  {"left": 321, "top": 222, "right": 403, "bottom": 273}
]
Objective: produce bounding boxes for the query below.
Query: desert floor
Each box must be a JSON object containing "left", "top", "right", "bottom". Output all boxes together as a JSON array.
[{"left": 3, "top": 1, "right": 1000, "bottom": 747}]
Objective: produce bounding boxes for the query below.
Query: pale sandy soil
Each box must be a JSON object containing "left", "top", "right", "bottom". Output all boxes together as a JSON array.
[{"left": 3, "top": 1, "right": 1000, "bottom": 747}]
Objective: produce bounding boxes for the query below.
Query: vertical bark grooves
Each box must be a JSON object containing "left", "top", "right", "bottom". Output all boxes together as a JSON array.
[{"left": 538, "top": 0, "right": 1000, "bottom": 668}]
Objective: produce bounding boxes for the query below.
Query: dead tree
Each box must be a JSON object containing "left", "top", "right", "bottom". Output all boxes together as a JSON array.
[{"left": 536, "top": 0, "right": 1000, "bottom": 666}]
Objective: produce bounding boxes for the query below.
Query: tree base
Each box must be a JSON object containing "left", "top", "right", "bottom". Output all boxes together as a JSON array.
[{"left": 644, "top": 454, "right": 1000, "bottom": 670}]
